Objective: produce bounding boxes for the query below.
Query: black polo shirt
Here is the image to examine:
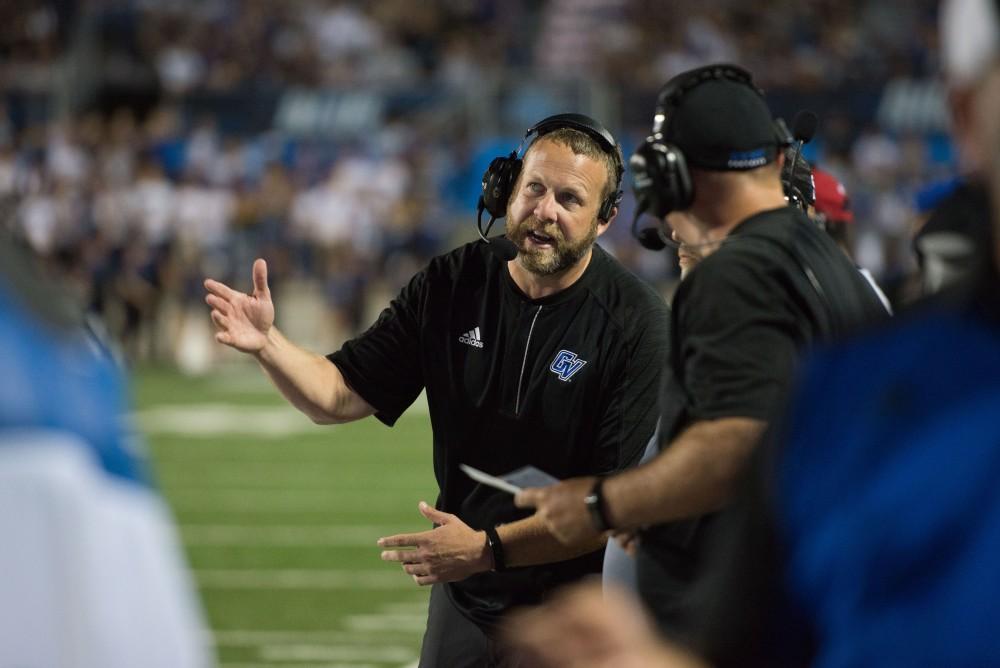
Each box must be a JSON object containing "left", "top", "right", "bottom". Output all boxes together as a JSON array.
[
  {"left": 637, "top": 206, "right": 889, "bottom": 630},
  {"left": 328, "top": 240, "right": 670, "bottom": 628}
]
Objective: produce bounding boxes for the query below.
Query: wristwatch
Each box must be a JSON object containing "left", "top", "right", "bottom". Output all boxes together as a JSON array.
[{"left": 584, "top": 477, "right": 613, "bottom": 532}]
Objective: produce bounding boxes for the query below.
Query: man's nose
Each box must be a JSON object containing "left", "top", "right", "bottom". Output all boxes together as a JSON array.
[{"left": 534, "top": 192, "right": 558, "bottom": 223}]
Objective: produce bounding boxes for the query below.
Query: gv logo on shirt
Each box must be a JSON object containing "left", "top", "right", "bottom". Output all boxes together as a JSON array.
[{"left": 550, "top": 350, "right": 587, "bottom": 382}]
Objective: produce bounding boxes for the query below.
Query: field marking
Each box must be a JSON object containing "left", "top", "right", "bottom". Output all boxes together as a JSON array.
[
  {"left": 165, "top": 489, "right": 436, "bottom": 514},
  {"left": 181, "top": 524, "right": 404, "bottom": 546},
  {"left": 136, "top": 395, "right": 428, "bottom": 437},
  {"left": 159, "top": 473, "right": 430, "bottom": 489},
  {"left": 213, "top": 629, "right": 422, "bottom": 646},
  {"left": 259, "top": 644, "right": 415, "bottom": 663},
  {"left": 195, "top": 568, "right": 411, "bottom": 590},
  {"left": 344, "top": 613, "right": 427, "bottom": 633},
  {"left": 137, "top": 404, "right": 322, "bottom": 437},
  {"left": 220, "top": 663, "right": 382, "bottom": 668},
  {"left": 377, "top": 601, "right": 428, "bottom": 615}
]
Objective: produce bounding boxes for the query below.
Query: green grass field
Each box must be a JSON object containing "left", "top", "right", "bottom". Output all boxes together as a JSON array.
[{"left": 135, "top": 364, "right": 437, "bottom": 668}]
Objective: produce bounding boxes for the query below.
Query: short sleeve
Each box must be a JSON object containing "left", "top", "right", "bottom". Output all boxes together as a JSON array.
[
  {"left": 327, "top": 268, "right": 427, "bottom": 426},
  {"left": 591, "top": 300, "right": 671, "bottom": 474},
  {"left": 674, "top": 253, "right": 801, "bottom": 422}
]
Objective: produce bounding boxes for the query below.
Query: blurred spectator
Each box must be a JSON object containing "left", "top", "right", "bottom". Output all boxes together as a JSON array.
[
  {"left": 0, "top": 0, "right": 961, "bottom": 367},
  {"left": 811, "top": 166, "right": 893, "bottom": 311},
  {"left": 910, "top": 0, "right": 997, "bottom": 295}
]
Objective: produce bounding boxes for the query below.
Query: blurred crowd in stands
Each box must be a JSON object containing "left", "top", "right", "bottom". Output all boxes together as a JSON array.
[{"left": 1, "top": 0, "right": 951, "bottom": 368}]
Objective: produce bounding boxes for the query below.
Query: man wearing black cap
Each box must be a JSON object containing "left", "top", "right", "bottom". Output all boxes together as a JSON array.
[
  {"left": 204, "top": 114, "right": 669, "bottom": 665},
  {"left": 516, "top": 64, "right": 887, "bottom": 632},
  {"left": 683, "top": 7, "right": 1000, "bottom": 663}
]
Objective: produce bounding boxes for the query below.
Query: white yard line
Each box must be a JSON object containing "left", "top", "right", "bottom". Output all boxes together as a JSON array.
[
  {"left": 195, "top": 569, "right": 410, "bottom": 590},
  {"left": 180, "top": 524, "right": 404, "bottom": 546},
  {"left": 213, "top": 630, "right": 421, "bottom": 646},
  {"left": 344, "top": 613, "right": 427, "bottom": 633},
  {"left": 220, "top": 663, "right": 382, "bottom": 668},
  {"left": 167, "top": 491, "right": 430, "bottom": 514},
  {"left": 136, "top": 394, "right": 428, "bottom": 437},
  {"left": 160, "top": 475, "right": 428, "bottom": 490},
  {"left": 258, "top": 644, "right": 415, "bottom": 663},
  {"left": 137, "top": 404, "right": 324, "bottom": 437}
]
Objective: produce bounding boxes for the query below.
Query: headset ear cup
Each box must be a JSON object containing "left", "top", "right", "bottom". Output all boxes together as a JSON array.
[
  {"left": 629, "top": 139, "right": 693, "bottom": 218},
  {"left": 480, "top": 153, "right": 522, "bottom": 219},
  {"left": 665, "top": 146, "right": 693, "bottom": 211},
  {"left": 598, "top": 190, "right": 622, "bottom": 222}
]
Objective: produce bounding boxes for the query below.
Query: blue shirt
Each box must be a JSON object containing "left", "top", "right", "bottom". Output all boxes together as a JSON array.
[{"left": 776, "top": 278, "right": 1000, "bottom": 667}]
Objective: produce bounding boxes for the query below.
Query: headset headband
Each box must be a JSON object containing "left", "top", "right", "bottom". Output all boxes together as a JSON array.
[
  {"left": 525, "top": 113, "right": 625, "bottom": 187},
  {"left": 652, "top": 64, "right": 763, "bottom": 135}
]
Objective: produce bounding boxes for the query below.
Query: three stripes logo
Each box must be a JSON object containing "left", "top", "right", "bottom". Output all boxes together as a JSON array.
[{"left": 459, "top": 326, "right": 484, "bottom": 348}]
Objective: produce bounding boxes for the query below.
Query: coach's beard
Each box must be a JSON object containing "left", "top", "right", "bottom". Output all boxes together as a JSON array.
[{"left": 507, "top": 216, "right": 598, "bottom": 276}]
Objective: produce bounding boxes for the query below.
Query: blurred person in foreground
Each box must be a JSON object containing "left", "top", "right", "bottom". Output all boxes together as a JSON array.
[
  {"left": 204, "top": 115, "right": 668, "bottom": 666},
  {"left": 513, "top": 2, "right": 1000, "bottom": 665},
  {"left": 912, "top": 0, "right": 998, "bottom": 294},
  {"left": 515, "top": 64, "right": 887, "bottom": 634},
  {"left": 0, "top": 234, "right": 212, "bottom": 667}
]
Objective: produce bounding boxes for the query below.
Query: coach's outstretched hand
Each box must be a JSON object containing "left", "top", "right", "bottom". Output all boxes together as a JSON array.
[
  {"left": 378, "top": 502, "right": 492, "bottom": 586},
  {"left": 204, "top": 258, "right": 275, "bottom": 354}
]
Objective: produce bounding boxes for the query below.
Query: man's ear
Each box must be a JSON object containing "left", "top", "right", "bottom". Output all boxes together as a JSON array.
[{"left": 596, "top": 208, "right": 617, "bottom": 236}]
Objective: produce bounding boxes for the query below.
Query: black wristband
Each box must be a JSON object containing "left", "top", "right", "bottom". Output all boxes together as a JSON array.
[
  {"left": 484, "top": 526, "right": 506, "bottom": 572},
  {"left": 584, "top": 477, "right": 613, "bottom": 532}
]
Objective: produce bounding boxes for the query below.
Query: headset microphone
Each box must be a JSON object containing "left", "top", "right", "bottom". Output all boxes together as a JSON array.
[
  {"left": 789, "top": 111, "right": 818, "bottom": 173},
  {"left": 791, "top": 110, "right": 819, "bottom": 145},
  {"left": 630, "top": 201, "right": 668, "bottom": 250},
  {"left": 782, "top": 110, "right": 819, "bottom": 209},
  {"left": 636, "top": 227, "right": 668, "bottom": 251},
  {"left": 476, "top": 197, "right": 519, "bottom": 261}
]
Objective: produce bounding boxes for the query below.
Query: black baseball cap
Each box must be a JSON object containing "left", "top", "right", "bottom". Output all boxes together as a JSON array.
[{"left": 655, "top": 64, "right": 784, "bottom": 171}]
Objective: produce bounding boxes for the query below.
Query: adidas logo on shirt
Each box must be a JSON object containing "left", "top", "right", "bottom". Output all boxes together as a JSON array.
[{"left": 459, "top": 326, "right": 484, "bottom": 348}]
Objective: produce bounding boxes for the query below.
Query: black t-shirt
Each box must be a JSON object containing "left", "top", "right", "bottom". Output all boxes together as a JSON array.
[
  {"left": 638, "top": 206, "right": 888, "bottom": 628},
  {"left": 328, "top": 240, "right": 670, "bottom": 628}
]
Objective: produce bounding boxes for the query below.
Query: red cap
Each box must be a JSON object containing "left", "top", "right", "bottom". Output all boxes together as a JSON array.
[{"left": 812, "top": 167, "right": 854, "bottom": 223}]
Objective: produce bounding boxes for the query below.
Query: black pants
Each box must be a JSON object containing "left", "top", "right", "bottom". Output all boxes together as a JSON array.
[
  {"left": 419, "top": 584, "right": 527, "bottom": 667},
  {"left": 635, "top": 545, "right": 699, "bottom": 641}
]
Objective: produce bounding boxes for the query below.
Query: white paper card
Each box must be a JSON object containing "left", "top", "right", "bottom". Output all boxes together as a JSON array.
[{"left": 459, "top": 464, "right": 560, "bottom": 495}]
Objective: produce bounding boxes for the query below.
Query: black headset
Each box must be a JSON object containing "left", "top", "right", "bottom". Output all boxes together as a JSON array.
[
  {"left": 477, "top": 113, "right": 625, "bottom": 244},
  {"left": 630, "top": 64, "right": 792, "bottom": 250},
  {"left": 781, "top": 144, "right": 816, "bottom": 211}
]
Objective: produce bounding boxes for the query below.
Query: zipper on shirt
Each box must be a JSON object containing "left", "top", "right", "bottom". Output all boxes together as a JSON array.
[{"left": 514, "top": 305, "right": 543, "bottom": 416}]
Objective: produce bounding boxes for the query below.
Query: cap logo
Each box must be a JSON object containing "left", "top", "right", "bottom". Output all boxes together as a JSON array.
[{"left": 727, "top": 148, "right": 768, "bottom": 169}]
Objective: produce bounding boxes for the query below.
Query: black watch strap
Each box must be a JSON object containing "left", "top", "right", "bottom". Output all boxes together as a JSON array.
[
  {"left": 484, "top": 526, "right": 506, "bottom": 572},
  {"left": 584, "top": 477, "right": 613, "bottom": 532}
]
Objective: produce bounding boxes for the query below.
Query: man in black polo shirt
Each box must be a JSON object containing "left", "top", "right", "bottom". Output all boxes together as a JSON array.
[
  {"left": 516, "top": 65, "right": 887, "bottom": 633},
  {"left": 204, "top": 115, "right": 669, "bottom": 665}
]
